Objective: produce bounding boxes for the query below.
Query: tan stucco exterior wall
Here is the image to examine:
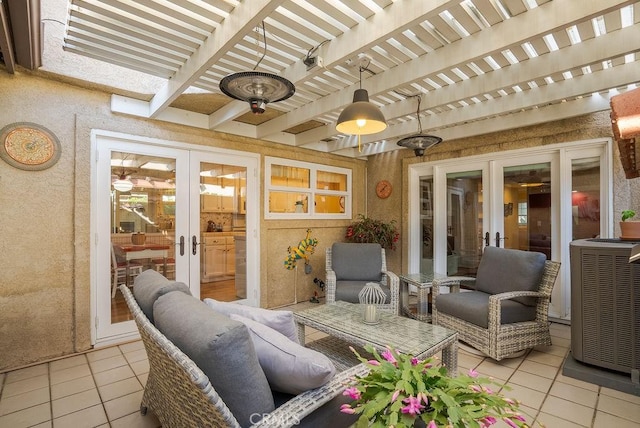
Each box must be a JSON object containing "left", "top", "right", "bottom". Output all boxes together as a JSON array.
[
  {"left": 1, "top": 71, "right": 639, "bottom": 371},
  {"left": 0, "top": 72, "right": 365, "bottom": 370}
]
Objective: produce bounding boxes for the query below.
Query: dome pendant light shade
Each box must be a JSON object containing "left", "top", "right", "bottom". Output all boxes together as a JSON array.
[
  {"left": 219, "top": 71, "right": 295, "bottom": 114},
  {"left": 336, "top": 88, "right": 387, "bottom": 135},
  {"left": 113, "top": 175, "right": 133, "bottom": 192},
  {"left": 397, "top": 134, "right": 442, "bottom": 157},
  {"left": 396, "top": 94, "right": 442, "bottom": 156}
]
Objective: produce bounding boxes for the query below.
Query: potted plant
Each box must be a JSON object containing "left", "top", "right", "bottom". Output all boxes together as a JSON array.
[
  {"left": 620, "top": 209, "right": 640, "bottom": 240},
  {"left": 345, "top": 214, "right": 400, "bottom": 250},
  {"left": 341, "top": 345, "right": 533, "bottom": 428}
]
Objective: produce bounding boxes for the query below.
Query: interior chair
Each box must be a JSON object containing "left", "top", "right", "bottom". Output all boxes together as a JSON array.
[
  {"left": 111, "top": 244, "right": 143, "bottom": 298},
  {"left": 432, "top": 246, "right": 561, "bottom": 361},
  {"left": 325, "top": 242, "right": 400, "bottom": 315},
  {"left": 152, "top": 258, "right": 176, "bottom": 280}
]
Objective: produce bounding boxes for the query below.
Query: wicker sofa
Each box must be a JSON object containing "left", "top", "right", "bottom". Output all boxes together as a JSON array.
[{"left": 120, "top": 270, "right": 366, "bottom": 428}]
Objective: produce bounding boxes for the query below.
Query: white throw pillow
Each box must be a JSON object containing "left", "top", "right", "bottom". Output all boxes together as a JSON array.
[
  {"left": 229, "top": 314, "right": 336, "bottom": 395},
  {"left": 203, "top": 298, "right": 300, "bottom": 344}
]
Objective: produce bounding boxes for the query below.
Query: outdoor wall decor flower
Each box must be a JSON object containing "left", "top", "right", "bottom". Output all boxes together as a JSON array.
[
  {"left": 345, "top": 214, "right": 400, "bottom": 250},
  {"left": 342, "top": 345, "right": 533, "bottom": 428}
]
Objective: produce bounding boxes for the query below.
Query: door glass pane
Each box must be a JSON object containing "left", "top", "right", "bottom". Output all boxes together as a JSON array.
[
  {"left": 419, "top": 177, "right": 434, "bottom": 273},
  {"left": 503, "top": 163, "right": 551, "bottom": 258},
  {"left": 446, "top": 171, "right": 483, "bottom": 276},
  {"left": 110, "top": 151, "right": 176, "bottom": 324},
  {"left": 571, "top": 158, "right": 600, "bottom": 240},
  {"left": 200, "top": 163, "right": 247, "bottom": 301}
]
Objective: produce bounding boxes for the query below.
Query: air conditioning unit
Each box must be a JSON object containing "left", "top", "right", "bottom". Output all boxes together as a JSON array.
[{"left": 569, "top": 239, "right": 640, "bottom": 379}]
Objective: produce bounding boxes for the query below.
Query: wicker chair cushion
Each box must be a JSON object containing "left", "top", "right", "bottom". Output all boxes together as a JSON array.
[
  {"left": 335, "top": 280, "right": 390, "bottom": 304},
  {"left": 153, "top": 291, "right": 275, "bottom": 427},
  {"left": 331, "top": 243, "right": 382, "bottom": 281},
  {"left": 204, "top": 298, "right": 299, "bottom": 344},
  {"left": 230, "top": 314, "right": 336, "bottom": 395},
  {"left": 133, "top": 269, "right": 191, "bottom": 323},
  {"left": 435, "top": 291, "right": 537, "bottom": 328},
  {"left": 475, "top": 246, "right": 547, "bottom": 306}
]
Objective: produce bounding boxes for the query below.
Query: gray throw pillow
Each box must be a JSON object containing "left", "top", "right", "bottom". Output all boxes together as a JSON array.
[
  {"left": 204, "top": 298, "right": 300, "bottom": 344},
  {"left": 230, "top": 314, "right": 336, "bottom": 395},
  {"left": 474, "top": 246, "right": 547, "bottom": 306},
  {"left": 331, "top": 243, "right": 383, "bottom": 281},
  {"left": 133, "top": 269, "right": 191, "bottom": 323},
  {"left": 153, "top": 292, "right": 275, "bottom": 427}
]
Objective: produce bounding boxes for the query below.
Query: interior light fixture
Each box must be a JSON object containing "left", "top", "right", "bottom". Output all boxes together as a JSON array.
[
  {"left": 113, "top": 174, "right": 133, "bottom": 192},
  {"left": 219, "top": 22, "right": 295, "bottom": 114},
  {"left": 336, "top": 66, "right": 387, "bottom": 152},
  {"left": 397, "top": 95, "right": 442, "bottom": 156}
]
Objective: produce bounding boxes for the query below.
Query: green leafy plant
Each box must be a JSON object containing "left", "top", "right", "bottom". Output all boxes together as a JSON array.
[
  {"left": 341, "top": 345, "right": 532, "bottom": 428},
  {"left": 345, "top": 214, "right": 400, "bottom": 250},
  {"left": 621, "top": 210, "right": 636, "bottom": 222}
]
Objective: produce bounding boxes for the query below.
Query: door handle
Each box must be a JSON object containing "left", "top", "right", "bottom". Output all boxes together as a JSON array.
[
  {"left": 495, "top": 232, "right": 508, "bottom": 247},
  {"left": 179, "top": 236, "right": 185, "bottom": 256},
  {"left": 192, "top": 235, "right": 201, "bottom": 255},
  {"left": 484, "top": 232, "right": 490, "bottom": 247}
]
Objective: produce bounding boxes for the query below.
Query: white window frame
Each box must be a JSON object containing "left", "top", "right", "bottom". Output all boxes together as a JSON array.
[{"left": 265, "top": 157, "right": 351, "bottom": 220}]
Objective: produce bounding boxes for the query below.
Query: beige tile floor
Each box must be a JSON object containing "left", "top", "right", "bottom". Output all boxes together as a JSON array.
[{"left": 1, "top": 315, "right": 639, "bottom": 428}]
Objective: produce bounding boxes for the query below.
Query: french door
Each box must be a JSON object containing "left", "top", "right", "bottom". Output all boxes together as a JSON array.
[
  {"left": 92, "top": 131, "right": 258, "bottom": 345},
  {"left": 409, "top": 140, "right": 611, "bottom": 320}
]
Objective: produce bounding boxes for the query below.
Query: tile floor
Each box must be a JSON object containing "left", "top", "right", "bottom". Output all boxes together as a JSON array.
[{"left": 1, "top": 312, "right": 639, "bottom": 428}]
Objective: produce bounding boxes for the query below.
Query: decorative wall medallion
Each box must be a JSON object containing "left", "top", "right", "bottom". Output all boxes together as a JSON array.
[{"left": 0, "top": 122, "right": 61, "bottom": 171}]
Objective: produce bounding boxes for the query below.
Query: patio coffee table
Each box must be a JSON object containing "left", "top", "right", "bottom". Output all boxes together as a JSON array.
[{"left": 294, "top": 301, "right": 458, "bottom": 373}]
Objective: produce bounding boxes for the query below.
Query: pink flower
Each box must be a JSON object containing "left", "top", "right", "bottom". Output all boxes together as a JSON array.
[
  {"left": 482, "top": 386, "right": 494, "bottom": 394},
  {"left": 468, "top": 368, "right": 479, "bottom": 378},
  {"left": 503, "top": 417, "right": 518, "bottom": 428},
  {"left": 343, "top": 387, "right": 361, "bottom": 400},
  {"left": 391, "top": 390, "right": 400, "bottom": 403},
  {"left": 427, "top": 421, "right": 438, "bottom": 428},
  {"left": 340, "top": 404, "right": 355, "bottom": 414},
  {"left": 367, "top": 359, "right": 380, "bottom": 366},
  {"left": 381, "top": 349, "right": 397, "bottom": 364},
  {"left": 418, "top": 392, "right": 429, "bottom": 406},
  {"left": 481, "top": 416, "right": 497, "bottom": 427},
  {"left": 470, "top": 385, "right": 482, "bottom": 393},
  {"left": 411, "top": 357, "right": 420, "bottom": 365},
  {"left": 401, "top": 396, "right": 425, "bottom": 415}
]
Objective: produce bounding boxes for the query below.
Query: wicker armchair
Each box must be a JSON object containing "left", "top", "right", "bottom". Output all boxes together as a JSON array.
[
  {"left": 326, "top": 243, "right": 400, "bottom": 315},
  {"left": 119, "top": 284, "right": 368, "bottom": 428},
  {"left": 432, "top": 246, "right": 561, "bottom": 361}
]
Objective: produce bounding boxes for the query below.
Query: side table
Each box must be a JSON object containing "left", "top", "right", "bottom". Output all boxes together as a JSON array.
[{"left": 399, "top": 272, "right": 446, "bottom": 322}]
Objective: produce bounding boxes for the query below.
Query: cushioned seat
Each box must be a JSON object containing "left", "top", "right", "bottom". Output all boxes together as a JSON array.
[
  {"left": 326, "top": 243, "right": 399, "bottom": 314},
  {"left": 120, "top": 269, "right": 362, "bottom": 428},
  {"left": 432, "top": 246, "right": 561, "bottom": 361}
]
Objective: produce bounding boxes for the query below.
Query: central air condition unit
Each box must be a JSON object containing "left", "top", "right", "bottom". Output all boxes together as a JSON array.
[{"left": 569, "top": 239, "right": 640, "bottom": 378}]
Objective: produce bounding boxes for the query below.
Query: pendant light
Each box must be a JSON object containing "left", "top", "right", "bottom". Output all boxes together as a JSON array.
[
  {"left": 219, "top": 22, "right": 295, "bottom": 114},
  {"left": 397, "top": 95, "right": 442, "bottom": 156},
  {"left": 113, "top": 173, "right": 133, "bottom": 192},
  {"left": 336, "top": 66, "right": 387, "bottom": 151}
]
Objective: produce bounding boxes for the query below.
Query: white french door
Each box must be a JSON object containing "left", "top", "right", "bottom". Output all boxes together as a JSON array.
[
  {"left": 409, "top": 139, "right": 612, "bottom": 321},
  {"left": 92, "top": 131, "right": 258, "bottom": 345}
]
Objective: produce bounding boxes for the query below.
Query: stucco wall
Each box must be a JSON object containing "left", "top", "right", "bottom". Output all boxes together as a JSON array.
[{"left": 0, "top": 72, "right": 365, "bottom": 370}]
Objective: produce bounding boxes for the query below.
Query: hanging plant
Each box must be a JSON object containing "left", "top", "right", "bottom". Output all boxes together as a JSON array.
[{"left": 345, "top": 214, "right": 400, "bottom": 250}]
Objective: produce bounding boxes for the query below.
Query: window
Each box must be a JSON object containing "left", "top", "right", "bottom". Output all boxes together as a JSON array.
[
  {"left": 518, "top": 202, "right": 528, "bottom": 225},
  {"left": 265, "top": 157, "right": 351, "bottom": 219}
]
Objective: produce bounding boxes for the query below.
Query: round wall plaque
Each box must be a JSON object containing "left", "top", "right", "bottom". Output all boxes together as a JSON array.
[{"left": 0, "top": 122, "right": 61, "bottom": 171}]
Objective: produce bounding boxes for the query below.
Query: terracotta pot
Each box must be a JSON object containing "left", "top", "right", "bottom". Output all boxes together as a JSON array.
[
  {"left": 131, "top": 232, "right": 146, "bottom": 245},
  {"left": 620, "top": 221, "right": 640, "bottom": 240}
]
